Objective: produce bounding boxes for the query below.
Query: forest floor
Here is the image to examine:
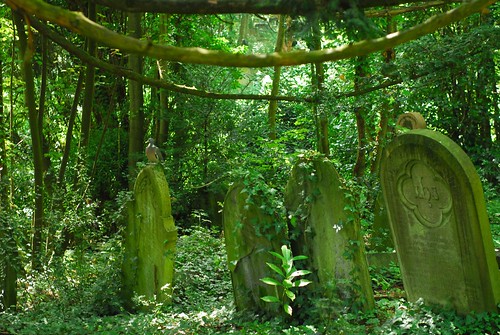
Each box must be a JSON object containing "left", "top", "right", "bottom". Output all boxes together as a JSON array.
[{"left": 0, "top": 206, "right": 499, "bottom": 334}]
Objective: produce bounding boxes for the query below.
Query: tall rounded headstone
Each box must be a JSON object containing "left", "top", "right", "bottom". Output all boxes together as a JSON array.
[
  {"left": 123, "top": 165, "right": 177, "bottom": 309},
  {"left": 223, "top": 181, "right": 286, "bottom": 314},
  {"left": 381, "top": 129, "right": 500, "bottom": 313},
  {"left": 285, "top": 156, "right": 375, "bottom": 311}
]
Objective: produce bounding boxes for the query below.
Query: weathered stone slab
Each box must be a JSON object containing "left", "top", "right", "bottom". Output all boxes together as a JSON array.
[
  {"left": 381, "top": 129, "right": 500, "bottom": 313},
  {"left": 370, "top": 191, "right": 394, "bottom": 251},
  {"left": 123, "top": 165, "right": 177, "bottom": 308},
  {"left": 366, "top": 251, "right": 398, "bottom": 268},
  {"left": 223, "top": 181, "right": 286, "bottom": 314},
  {"left": 285, "top": 156, "right": 374, "bottom": 311}
]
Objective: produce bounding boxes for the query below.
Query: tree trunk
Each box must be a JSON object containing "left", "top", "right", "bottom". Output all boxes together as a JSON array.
[
  {"left": 310, "top": 19, "right": 329, "bottom": 156},
  {"left": 0, "top": 56, "right": 18, "bottom": 310},
  {"left": 353, "top": 57, "right": 368, "bottom": 179},
  {"left": 58, "top": 70, "right": 85, "bottom": 185},
  {"left": 237, "top": 14, "right": 249, "bottom": 45},
  {"left": 267, "top": 15, "right": 285, "bottom": 140},
  {"left": 13, "top": 11, "right": 45, "bottom": 270},
  {"left": 127, "top": 12, "right": 145, "bottom": 187},
  {"left": 0, "top": 60, "right": 7, "bottom": 207},
  {"left": 371, "top": 19, "right": 397, "bottom": 175},
  {"left": 39, "top": 34, "right": 55, "bottom": 196},
  {"left": 158, "top": 14, "right": 170, "bottom": 145},
  {"left": 80, "top": 2, "right": 97, "bottom": 149}
]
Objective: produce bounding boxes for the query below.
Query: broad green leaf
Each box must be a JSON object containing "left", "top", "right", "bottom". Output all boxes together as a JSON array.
[
  {"left": 294, "top": 279, "right": 313, "bottom": 287},
  {"left": 266, "top": 262, "right": 284, "bottom": 277},
  {"left": 284, "top": 303, "right": 293, "bottom": 316},
  {"left": 261, "top": 296, "right": 280, "bottom": 303},
  {"left": 283, "top": 264, "right": 294, "bottom": 276},
  {"left": 292, "top": 255, "right": 308, "bottom": 261},
  {"left": 281, "top": 245, "right": 292, "bottom": 261},
  {"left": 290, "top": 269, "right": 312, "bottom": 278},
  {"left": 283, "top": 278, "right": 293, "bottom": 289},
  {"left": 285, "top": 289, "right": 296, "bottom": 301},
  {"left": 269, "top": 251, "right": 284, "bottom": 261},
  {"left": 260, "top": 277, "right": 280, "bottom": 286}
]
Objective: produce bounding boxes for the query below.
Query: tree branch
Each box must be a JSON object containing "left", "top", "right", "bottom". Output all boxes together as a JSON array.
[
  {"left": 31, "top": 19, "right": 309, "bottom": 102},
  {"left": 364, "top": 1, "right": 458, "bottom": 18},
  {"left": 90, "top": 0, "right": 460, "bottom": 14},
  {"left": 6, "top": 0, "right": 495, "bottom": 67}
]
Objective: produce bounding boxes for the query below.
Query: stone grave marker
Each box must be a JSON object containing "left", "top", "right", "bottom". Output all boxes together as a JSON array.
[
  {"left": 123, "top": 165, "right": 177, "bottom": 308},
  {"left": 223, "top": 181, "right": 286, "bottom": 314},
  {"left": 370, "top": 191, "right": 394, "bottom": 252},
  {"left": 285, "top": 156, "right": 375, "bottom": 311},
  {"left": 381, "top": 129, "right": 500, "bottom": 313},
  {"left": 396, "top": 112, "right": 426, "bottom": 130}
]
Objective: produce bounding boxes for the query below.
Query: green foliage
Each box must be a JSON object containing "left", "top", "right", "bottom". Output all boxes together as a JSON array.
[
  {"left": 370, "top": 262, "right": 403, "bottom": 295},
  {"left": 373, "top": 298, "right": 500, "bottom": 335},
  {"left": 1, "top": 224, "right": 499, "bottom": 334},
  {"left": 86, "top": 127, "right": 128, "bottom": 204},
  {"left": 172, "top": 226, "right": 232, "bottom": 310},
  {"left": 260, "top": 245, "right": 312, "bottom": 316}
]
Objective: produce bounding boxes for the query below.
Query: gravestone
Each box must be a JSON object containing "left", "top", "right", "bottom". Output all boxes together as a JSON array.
[
  {"left": 381, "top": 129, "right": 500, "bottom": 313},
  {"left": 285, "top": 156, "right": 375, "bottom": 311},
  {"left": 123, "top": 165, "right": 177, "bottom": 308},
  {"left": 396, "top": 112, "right": 426, "bottom": 130},
  {"left": 223, "top": 181, "right": 286, "bottom": 314},
  {"left": 370, "top": 191, "right": 394, "bottom": 252}
]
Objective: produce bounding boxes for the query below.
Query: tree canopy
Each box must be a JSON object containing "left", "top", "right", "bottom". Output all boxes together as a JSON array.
[{"left": 5, "top": 0, "right": 495, "bottom": 67}]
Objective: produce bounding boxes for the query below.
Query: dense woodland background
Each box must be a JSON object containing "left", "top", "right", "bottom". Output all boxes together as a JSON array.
[{"left": 0, "top": 0, "right": 499, "bottom": 333}]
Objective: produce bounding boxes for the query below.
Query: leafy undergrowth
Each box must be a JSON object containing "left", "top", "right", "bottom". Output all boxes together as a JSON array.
[{"left": 0, "top": 226, "right": 499, "bottom": 335}]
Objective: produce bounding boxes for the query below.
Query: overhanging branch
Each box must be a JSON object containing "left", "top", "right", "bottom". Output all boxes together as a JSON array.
[
  {"left": 5, "top": 0, "right": 496, "bottom": 67},
  {"left": 90, "top": 0, "right": 459, "bottom": 14},
  {"left": 31, "top": 19, "right": 310, "bottom": 102}
]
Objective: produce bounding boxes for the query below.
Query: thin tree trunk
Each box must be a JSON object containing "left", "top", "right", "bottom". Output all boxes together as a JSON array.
[
  {"left": 158, "top": 14, "right": 170, "bottom": 145},
  {"left": 9, "top": 26, "right": 15, "bottom": 206},
  {"left": 268, "top": 15, "right": 285, "bottom": 140},
  {"left": 13, "top": 11, "right": 45, "bottom": 270},
  {"left": 371, "top": 19, "right": 397, "bottom": 175},
  {"left": 39, "top": 34, "right": 54, "bottom": 196},
  {"left": 237, "top": 14, "right": 249, "bottom": 45},
  {"left": 80, "top": 2, "right": 97, "bottom": 148},
  {"left": 353, "top": 58, "right": 368, "bottom": 179},
  {"left": 58, "top": 70, "right": 85, "bottom": 185},
  {"left": 127, "top": 12, "right": 145, "bottom": 187},
  {"left": 0, "top": 60, "right": 7, "bottom": 207},
  {"left": 0, "top": 59, "right": 17, "bottom": 311},
  {"left": 310, "top": 19, "right": 328, "bottom": 156}
]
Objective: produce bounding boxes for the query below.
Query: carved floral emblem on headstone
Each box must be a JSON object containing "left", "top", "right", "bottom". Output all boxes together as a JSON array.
[{"left": 397, "top": 160, "right": 452, "bottom": 228}]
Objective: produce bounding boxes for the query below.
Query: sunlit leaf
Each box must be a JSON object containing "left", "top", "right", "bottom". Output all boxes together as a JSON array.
[
  {"left": 260, "top": 277, "right": 280, "bottom": 286},
  {"left": 266, "top": 262, "right": 284, "bottom": 277},
  {"left": 261, "top": 296, "right": 280, "bottom": 303}
]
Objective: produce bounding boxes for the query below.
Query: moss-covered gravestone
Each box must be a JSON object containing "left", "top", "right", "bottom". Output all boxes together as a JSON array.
[
  {"left": 381, "top": 129, "right": 500, "bottom": 313},
  {"left": 223, "top": 181, "right": 286, "bottom": 314},
  {"left": 285, "top": 156, "right": 374, "bottom": 311},
  {"left": 123, "top": 165, "right": 177, "bottom": 308}
]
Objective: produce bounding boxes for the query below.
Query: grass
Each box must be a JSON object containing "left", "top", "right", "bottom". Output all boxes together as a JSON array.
[{"left": 0, "top": 226, "right": 499, "bottom": 335}]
